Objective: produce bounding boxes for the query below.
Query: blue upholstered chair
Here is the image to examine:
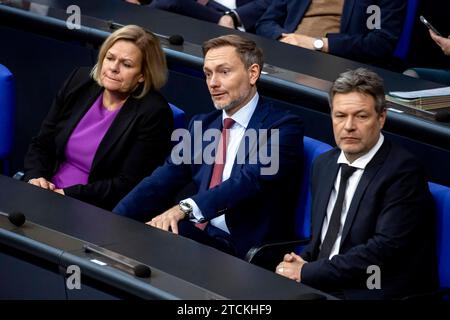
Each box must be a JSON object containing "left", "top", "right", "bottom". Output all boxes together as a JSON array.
[
  {"left": 245, "top": 136, "right": 333, "bottom": 267},
  {"left": 295, "top": 136, "right": 333, "bottom": 240},
  {"left": 428, "top": 182, "right": 450, "bottom": 296},
  {"left": 0, "top": 64, "right": 15, "bottom": 176},
  {"left": 394, "top": 0, "right": 419, "bottom": 60},
  {"left": 168, "top": 103, "right": 186, "bottom": 130}
]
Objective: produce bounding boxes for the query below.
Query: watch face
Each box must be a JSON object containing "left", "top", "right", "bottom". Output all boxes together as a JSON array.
[
  {"left": 314, "top": 39, "right": 324, "bottom": 50},
  {"left": 180, "top": 202, "right": 192, "bottom": 213}
]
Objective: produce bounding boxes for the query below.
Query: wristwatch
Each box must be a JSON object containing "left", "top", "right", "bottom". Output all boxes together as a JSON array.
[
  {"left": 224, "top": 10, "right": 241, "bottom": 28},
  {"left": 313, "top": 38, "right": 324, "bottom": 51},
  {"left": 179, "top": 201, "right": 193, "bottom": 219}
]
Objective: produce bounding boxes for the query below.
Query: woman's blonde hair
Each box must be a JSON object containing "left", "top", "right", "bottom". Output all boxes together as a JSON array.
[{"left": 91, "top": 25, "right": 167, "bottom": 99}]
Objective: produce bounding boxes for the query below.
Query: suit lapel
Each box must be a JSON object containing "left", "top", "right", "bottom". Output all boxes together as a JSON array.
[
  {"left": 314, "top": 157, "right": 340, "bottom": 233},
  {"left": 90, "top": 96, "right": 138, "bottom": 172},
  {"left": 198, "top": 102, "right": 270, "bottom": 190},
  {"left": 288, "top": 0, "right": 312, "bottom": 31},
  {"left": 236, "top": 0, "right": 251, "bottom": 6},
  {"left": 55, "top": 84, "right": 102, "bottom": 156},
  {"left": 340, "top": 140, "right": 390, "bottom": 244},
  {"left": 341, "top": 0, "right": 355, "bottom": 32},
  {"left": 298, "top": 0, "right": 312, "bottom": 22},
  {"left": 229, "top": 102, "right": 270, "bottom": 177},
  {"left": 198, "top": 114, "right": 223, "bottom": 192},
  {"left": 311, "top": 153, "right": 340, "bottom": 258}
]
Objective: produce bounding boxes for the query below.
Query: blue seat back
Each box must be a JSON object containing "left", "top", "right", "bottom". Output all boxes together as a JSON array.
[
  {"left": 169, "top": 103, "right": 186, "bottom": 130},
  {"left": 0, "top": 64, "right": 15, "bottom": 173},
  {"left": 429, "top": 182, "right": 450, "bottom": 289},
  {"left": 295, "top": 136, "right": 333, "bottom": 240},
  {"left": 394, "top": 0, "right": 419, "bottom": 60}
]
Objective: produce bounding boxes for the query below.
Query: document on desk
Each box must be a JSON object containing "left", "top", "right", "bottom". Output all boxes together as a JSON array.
[
  {"left": 389, "top": 86, "right": 450, "bottom": 99},
  {"left": 386, "top": 87, "right": 450, "bottom": 110}
]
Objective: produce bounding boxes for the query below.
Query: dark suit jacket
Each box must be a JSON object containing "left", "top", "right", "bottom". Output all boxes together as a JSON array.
[
  {"left": 150, "top": 0, "right": 270, "bottom": 31},
  {"left": 114, "top": 100, "right": 304, "bottom": 258},
  {"left": 255, "top": 0, "right": 406, "bottom": 62},
  {"left": 24, "top": 67, "right": 173, "bottom": 210},
  {"left": 300, "top": 139, "right": 438, "bottom": 299}
]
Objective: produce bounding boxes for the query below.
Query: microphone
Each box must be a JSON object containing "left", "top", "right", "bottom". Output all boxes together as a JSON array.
[
  {"left": 164, "top": 34, "right": 184, "bottom": 46},
  {"left": 107, "top": 21, "right": 184, "bottom": 45},
  {"left": 0, "top": 211, "right": 26, "bottom": 227},
  {"left": 83, "top": 244, "right": 151, "bottom": 278},
  {"left": 133, "top": 264, "right": 152, "bottom": 278},
  {"left": 435, "top": 110, "right": 450, "bottom": 122}
]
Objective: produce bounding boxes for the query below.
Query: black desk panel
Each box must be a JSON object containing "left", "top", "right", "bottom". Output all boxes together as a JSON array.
[
  {"left": 28, "top": 0, "right": 450, "bottom": 89},
  {"left": 0, "top": 175, "right": 334, "bottom": 300}
]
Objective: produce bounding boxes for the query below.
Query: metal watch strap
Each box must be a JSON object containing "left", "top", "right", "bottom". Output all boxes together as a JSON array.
[{"left": 224, "top": 10, "right": 240, "bottom": 28}]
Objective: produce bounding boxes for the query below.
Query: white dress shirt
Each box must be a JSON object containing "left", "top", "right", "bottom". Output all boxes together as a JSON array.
[
  {"left": 215, "top": 0, "right": 236, "bottom": 9},
  {"left": 320, "top": 134, "right": 384, "bottom": 259},
  {"left": 216, "top": 0, "right": 246, "bottom": 31},
  {"left": 183, "top": 92, "right": 259, "bottom": 233}
]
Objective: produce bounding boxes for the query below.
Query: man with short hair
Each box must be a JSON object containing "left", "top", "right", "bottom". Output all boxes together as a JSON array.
[
  {"left": 114, "top": 34, "right": 304, "bottom": 259},
  {"left": 276, "top": 68, "right": 438, "bottom": 299}
]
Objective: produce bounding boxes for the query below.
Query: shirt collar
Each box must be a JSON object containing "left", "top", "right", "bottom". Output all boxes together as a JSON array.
[
  {"left": 337, "top": 133, "right": 384, "bottom": 170},
  {"left": 222, "top": 92, "right": 259, "bottom": 129}
]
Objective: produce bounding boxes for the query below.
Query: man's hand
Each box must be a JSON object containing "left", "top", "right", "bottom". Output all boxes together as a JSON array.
[
  {"left": 28, "top": 177, "right": 55, "bottom": 190},
  {"left": 280, "top": 33, "right": 314, "bottom": 49},
  {"left": 218, "top": 15, "right": 235, "bottom": 29},
  {"left": 146, "top": 205, "right": 186, "bottom": 234},
  {"left": 54, "top": 189, "right": 65, "bottom": 195},
  {"left": 275, "top": 252, "right": 307, "bottom": 282},
  {"left": 280, "top": 33, "right": 329, "bottom": 52},
  {"left": 430, "top": 30, "right": 450, "bottom": 56}
]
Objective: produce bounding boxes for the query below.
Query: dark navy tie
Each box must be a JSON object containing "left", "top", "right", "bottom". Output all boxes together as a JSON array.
[{"left": 318, "top": 164, "right": 357, "bottom": 259}]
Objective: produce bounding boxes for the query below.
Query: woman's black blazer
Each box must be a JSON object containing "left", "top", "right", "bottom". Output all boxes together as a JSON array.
[{"left": 24, "top": 67, "right": 174, "bottom": 210}]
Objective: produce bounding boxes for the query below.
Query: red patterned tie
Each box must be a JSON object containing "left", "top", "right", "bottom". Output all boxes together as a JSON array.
[{"left": 196, "top": 118, "right": 235, "bottom": 230}]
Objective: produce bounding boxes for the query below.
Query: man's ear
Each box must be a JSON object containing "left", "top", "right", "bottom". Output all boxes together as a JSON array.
[
  {"left": 379, "top": 109, "right": 387, "bottom": 129},
  {"left": 248, "top": 63, "right": 260, "bottom": 85}
]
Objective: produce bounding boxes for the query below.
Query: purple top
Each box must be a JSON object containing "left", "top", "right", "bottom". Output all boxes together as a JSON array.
[{"left": 52, "top": 93, "right": 121, "bottom": 189}]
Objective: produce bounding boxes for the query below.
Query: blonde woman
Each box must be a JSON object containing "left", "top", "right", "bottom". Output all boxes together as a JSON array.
[{"left": 24, "top": 25, "right": 173, "bottom": 210}]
